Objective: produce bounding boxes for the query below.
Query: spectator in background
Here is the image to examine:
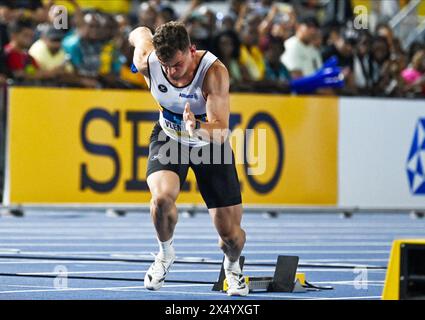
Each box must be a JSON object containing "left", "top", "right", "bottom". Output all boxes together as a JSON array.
[
  {"left": 408, "top": 41, "right": 425, "bottom": 63},
  {"left": 5, "top": 18, "right": 59, "bottom": 84},
  {"left": 323, "top": 0, "right": 353, "bottom": 26},
  {"left": 185, "top": 13, "right": 211, "bottom": 51},
  {"left": 0, "top": 48, "right": 7, "bottom": 85},
  {"left": 292, "top": 0, "right": 324, "bottom": 22},
  {"left": 258, "top": 2, "right": 296, "bottom": 43},
  {"left": 217, "top": 14, "right": 236, "bottom": 32},
  {"left": 239, "top": 14, "right": 265, "bottom": 81},
  {"left": 402, "top": 50, "right": 425, "bottom": 96},
  {"left": 322, "top": 30, "right": 356, "bottom": 94},
  {"left": 138, "top": 2, "right": 157, "bottom": 33},
  {"left": 251, "top": 0, "right": 273, "bottom": 17},
  {"left": 29, "top": 25, "right": 69, "bottom": 72},
  {"left": 370, "top": 36, "right": 392, "bottom": 95},
  {"left": 0, "top": 1, "right": 12, "bottom": 48},
  {"left": 119, "top": 29, "right": 148, "bottom": 89},
  {"left": 115, "top": 13, "right": 131, "bottom": 35},
  {"left": 0, "top": 0, "right": 47, "bottom": 22},
  {"left": 379, "top": 57, "right": 406, "bottom": 97},
  {"left": 376, "top": 23, "right": 396, "bottom": 55},
  {"left": 281, "top": 16, "right": 323, "bottom": 78},
  {"left": 262, "top": 35, "right": 291, "bottom": 92},
  {"left": 155, "top": 5, "right": 176, "bottom": 28},
  {"left": 63, "top": 12, "right": 122, "bottom": 88},
  {"left": 228, "top": 0, "right": 247, "bottom": 20},
  {"left": 212, "top": 30, "right": 251, "bottom": 90},
  {"left": 28, "top": 25, "right": 95, "bottom": 88},
  {"left": 353, "top": 30, "right": 373, "bottom": 94}
]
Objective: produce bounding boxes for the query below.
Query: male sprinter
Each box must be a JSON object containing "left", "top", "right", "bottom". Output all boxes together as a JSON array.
[{"left": 129, "top": 22, "right": 249, "bottom": 296}]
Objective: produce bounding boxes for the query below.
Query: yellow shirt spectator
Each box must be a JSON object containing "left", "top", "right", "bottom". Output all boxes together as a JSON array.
[
  {"left": 120, "top": 65, "right": 149, "bottom": 89},
  {"left": 44, "top": 0, "right": 131, "bottom": 14},
  {"left": 29, "top": 27, "right": 73, "bottom": 72},
  {"left": 239, "top": 45, "right": 265, "bottom": 81}
]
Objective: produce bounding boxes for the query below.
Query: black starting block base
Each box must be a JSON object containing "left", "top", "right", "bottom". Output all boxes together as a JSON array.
[{"left": 212, "top": 255, "right": 332, "bottom": 293}]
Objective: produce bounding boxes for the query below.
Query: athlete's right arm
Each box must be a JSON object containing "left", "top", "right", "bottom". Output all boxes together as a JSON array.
[{"left": 128, "top": 27, "right": 154, "bottom": 77}]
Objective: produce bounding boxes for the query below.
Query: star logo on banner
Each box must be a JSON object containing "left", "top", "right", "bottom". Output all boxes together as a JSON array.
[{"left": 406, "top": 118, "right": 425, "bottom": 195}]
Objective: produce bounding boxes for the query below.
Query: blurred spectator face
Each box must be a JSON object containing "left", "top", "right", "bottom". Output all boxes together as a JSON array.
[
  {"left": 326, "top": 29, "right": 341, "bottom": 46},
  {"left": 377, "top": 25, "right": 394, "bottom": 46},
  {"left": 372, "top": 37, "right": 390, "bottom": 64},
  {"left": 44, "top": 38, "right": 62, "bottom": 55},
  {"left": 297, "top": 23, "right": 318, "bottom": 44},
  {"left": 0, "top": 4, "right": 13, "bottom": 23},
  {"left": 241, "top": 25, "right": 257, "bottom": 46},
  {"left": 336, "top": 38, "right": 354, "bottom": 58},
  {"left": 356, "top": 33, "right": 371, "bottom": 56},
  {"left": 155, "top": 7, "right": 175, "bottom": 28},
  {"left": 105, "top": 14, "right": 119, "bottom": 40},
  {"left": 83, "top": 13, "right": 102, "bottom": 41},
  {"left": 138, "top": 3, "right": 157, "bottom": 31},
  {"left": 115, "top": 14, "right": 130, "bottom": 34},
  {"left": 230, "top": 0, "right": 246, "bottom": 13},
  {"left": 265, "top": 38, "right": 284, "bottom": 63},
  {"left": 311, "top": 30, "right": 322, "bottom": 49},
  {"left": 241, "top": 15, "right": 261, "bottom": 46},
  {"left": 11, "top": 26, "right": 34, "bottom": 50},
  {"left": 412, "top": 50, "right": 425, "bottom": 73},
  {"left": 218, "top": 34, "right": 235, "bottom": 59},
  {"left": 203, "top": 8, "right": 216, "bottom": 34},
  {"left": 220, "top": 15, "right": 235, "bottom": 31},
  {"left": 187, "top": 17, "right": 209, "bottom": 42}
]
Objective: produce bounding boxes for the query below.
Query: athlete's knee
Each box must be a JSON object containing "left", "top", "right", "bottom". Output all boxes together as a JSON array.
[
  {"left": 150, "top": 194, "right": 175, "bottom": 215},
  {"left": 219, "top": 227, "right": 245, "bottom": 248}
]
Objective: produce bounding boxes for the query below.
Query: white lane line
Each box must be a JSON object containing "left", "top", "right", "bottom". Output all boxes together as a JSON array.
[
  {"left": 0, "top": 242, "right": 395, "bottom": 247},
  {"left": 1, "top": 235, "right": 417, "bottom": 240},
  {"left": 0, "top": 253, "right": 389, "bottom": 263},
  {"left": 4, "top": 268, "right": 386, "bottom": 275},
  {"left": 0, "top": 250, "right": 391, "bottom": 254},
  {"left": 5, "top": 284, "right": 54, "bottom": 289},
  {"left": 310, "top": 296, "right": 382, "bottom": 300},
  {"left": 0, "top": 222, "right": 423, "bottom": 227},
  {"left": 1, "top": 228, "right": 424, "bottom": 234},
  {"left": 0, "top": 284, "right": 210, "bottom": 295},
  {"left": 0, "top": 261, "right": 150, "bottom": 265}
]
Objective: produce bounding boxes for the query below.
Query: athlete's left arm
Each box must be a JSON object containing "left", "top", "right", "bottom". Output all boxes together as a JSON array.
[{"left": 199, "top": 61, "right": 231, "bottom": 144}]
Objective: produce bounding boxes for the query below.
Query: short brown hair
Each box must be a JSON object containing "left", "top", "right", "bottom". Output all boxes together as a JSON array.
[{"left": 153, "top": 21, "right": 190, "bottom": 62}]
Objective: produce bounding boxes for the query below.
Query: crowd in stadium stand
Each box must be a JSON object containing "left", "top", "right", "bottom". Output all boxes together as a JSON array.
[{"left": 0, "top": 0, "right": 424, "bottom": 97}]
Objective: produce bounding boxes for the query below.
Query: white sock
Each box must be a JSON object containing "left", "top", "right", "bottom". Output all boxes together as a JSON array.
[
  {"left": 158, "top": 237, "right": 174, "bottom": 258},
  {"left": 224, "top": 255, "right": 241, "bottom": 273}
]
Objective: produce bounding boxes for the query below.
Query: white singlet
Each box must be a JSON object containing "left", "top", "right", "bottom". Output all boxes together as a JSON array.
[{"left": 147, "top": 50, "right": 218, "bottom": 147}]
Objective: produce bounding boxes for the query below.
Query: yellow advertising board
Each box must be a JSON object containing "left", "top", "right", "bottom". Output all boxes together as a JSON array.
[{"left": 5, "top": 87, "right": 337, "bottom": 206}]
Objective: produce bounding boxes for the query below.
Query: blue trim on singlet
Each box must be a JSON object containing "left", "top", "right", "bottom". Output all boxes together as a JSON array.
[{"left": 161, "top": 106, "right": 207, "bottom": 125}]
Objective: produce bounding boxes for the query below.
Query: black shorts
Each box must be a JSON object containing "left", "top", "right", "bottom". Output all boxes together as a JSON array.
[{"left": 146, "top": 122, "right": 242, "bottom": 209}]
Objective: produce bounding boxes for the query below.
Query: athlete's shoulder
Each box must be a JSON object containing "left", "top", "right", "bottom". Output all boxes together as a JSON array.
[
  {"left": 203, "top": 59, "right": 230, "bottom": 94},
  {"left": 206, "top": 59, "right": 229, "bottom": 82}
]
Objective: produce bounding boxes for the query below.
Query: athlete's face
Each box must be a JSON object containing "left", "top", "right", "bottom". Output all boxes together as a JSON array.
[{"left": 159, "top": 46, "right": 196, "bottom": 81}]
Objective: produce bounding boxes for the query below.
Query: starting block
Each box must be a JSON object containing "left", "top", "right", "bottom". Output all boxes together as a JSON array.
[
  {"left": 382, "top": 239, "right": 425, "bottom": 300},
  {"left": 213, "top": 255, "right": 320, "bottom": 293}
]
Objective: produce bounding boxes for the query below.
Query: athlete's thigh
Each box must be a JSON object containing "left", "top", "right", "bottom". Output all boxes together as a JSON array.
[
  {"left": 191, "top": 144, "right": 242, "bottom": 209},
  {"left": 146, "top": 122, "right": 189, "bottom": 196}
]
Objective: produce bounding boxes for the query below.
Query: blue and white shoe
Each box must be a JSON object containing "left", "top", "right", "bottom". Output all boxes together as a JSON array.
[
  {"left": 144, "top": 249, "right": 175, "bottom": 291},
  {"left": 225, "top": 270, "right": 249, "bottom": 296}
]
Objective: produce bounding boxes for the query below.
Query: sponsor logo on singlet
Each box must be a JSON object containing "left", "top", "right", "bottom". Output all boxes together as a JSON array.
[
  {"left": 179, "top": 92, "right": 198, "bottom": 100},
  {"left": 158, "top": 84, "right": 168, "bottom": 93}
]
